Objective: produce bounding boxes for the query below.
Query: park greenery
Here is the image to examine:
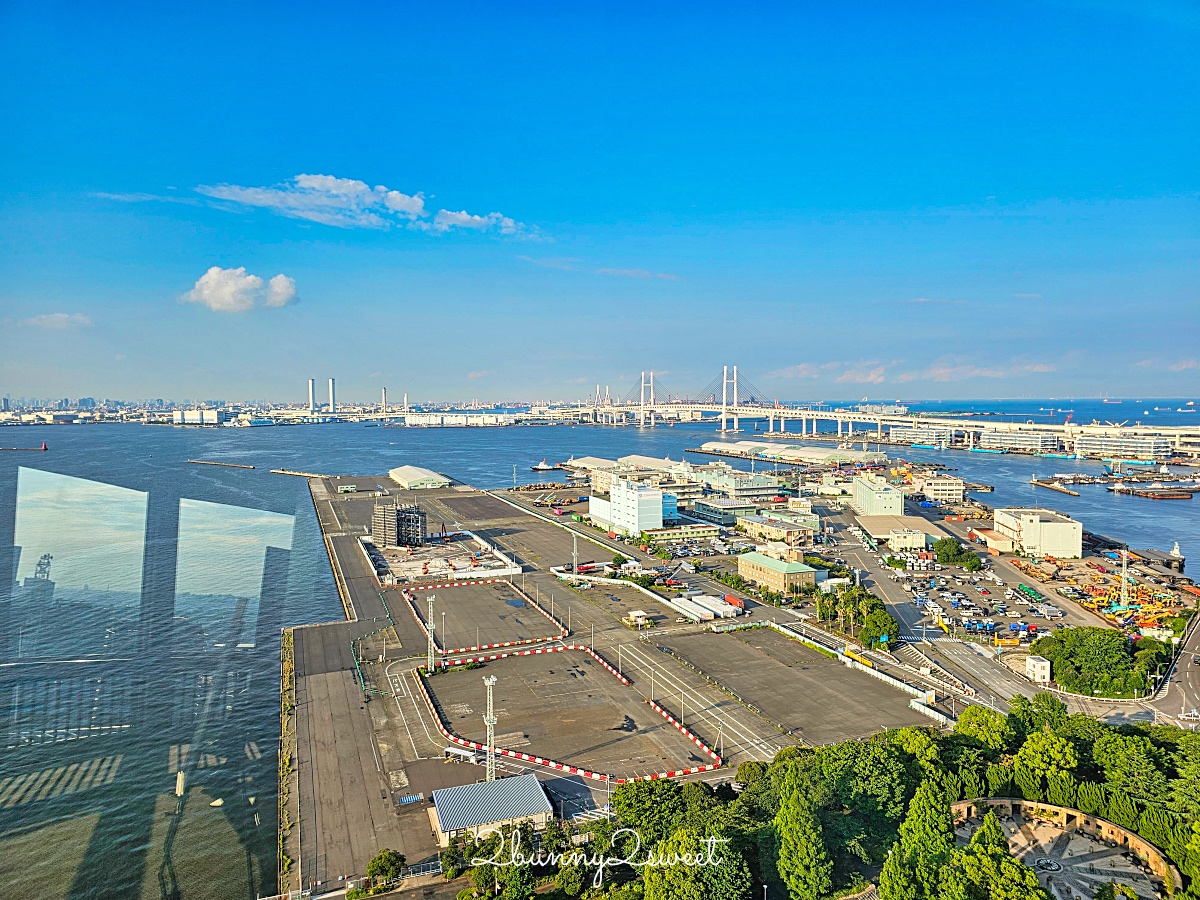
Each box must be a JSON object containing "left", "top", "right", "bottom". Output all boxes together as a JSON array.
[
  {"left": 1030, "top": 626, "right": 1172, "bottom": 698},
  {"left": 814, "top": 583, "right": 900, "bottom": 649},
  {"left": 932, "top": 537, "right": 982, "bottom": 572},
  {"left": 437, "top": 689, "right": 1200, "bottom": 899}
]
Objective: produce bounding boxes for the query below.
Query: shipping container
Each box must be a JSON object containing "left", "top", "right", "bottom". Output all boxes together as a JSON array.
[
  {"left": 571, "top": 514, "right": 582, "bottom": 522},
  {"left": 690, "top": 595, "right": 740, "bottom": 618},
  {"left": 723, "top": 594, "right": 746, "bottom": 610}
]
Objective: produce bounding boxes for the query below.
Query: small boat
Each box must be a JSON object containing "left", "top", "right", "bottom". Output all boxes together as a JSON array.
[
  {"left": 210, "top": 798, "right": 224, "bottom": 807},
  {"left": 530, "top": 460, "right": 559, "bottom": 472}
]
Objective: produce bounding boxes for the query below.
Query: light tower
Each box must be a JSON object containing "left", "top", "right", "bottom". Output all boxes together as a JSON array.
[
  {"left": 483, "top": 676, "right": 498, "bottom": 782},
  {"left": 382, "top": 386, "right": 387, "bottom": 414},
  {"left": 572, "top": 532, "right": 578, "bottom": 582},
  {"left": 426, "top": 595, "right": 437, "bottom": 671}
]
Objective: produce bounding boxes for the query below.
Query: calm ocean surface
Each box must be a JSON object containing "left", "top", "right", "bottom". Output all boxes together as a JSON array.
[{"left": 0, "top": 402, "right": 1196, "bottom": 898}]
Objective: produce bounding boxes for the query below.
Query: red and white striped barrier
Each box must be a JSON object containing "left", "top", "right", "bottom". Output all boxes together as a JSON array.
[
  {"left": 411, "top": 667, "right": 613, "bottom": 783},
  {"left": 644, "top": 698, "right": 723, "bottom": 764},
  {"left": 401, "top": 587, "right": 567, "bottom": 656},
  {"left": 412, "top": 644, "right": 721, "bottom": 784},
  {"left": 408, "top": 578, "right": 508, "bottom": 591}
]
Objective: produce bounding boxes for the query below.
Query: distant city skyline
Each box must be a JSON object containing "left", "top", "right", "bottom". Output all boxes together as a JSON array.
[{"left": 2, "top": 2, "right": 1198, "bottom": 400}]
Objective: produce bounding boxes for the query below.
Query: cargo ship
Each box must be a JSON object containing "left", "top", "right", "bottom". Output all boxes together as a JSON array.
[
  {"left": 970, "top": 448, "right": 1006, "bottom": 454},
  {"left": 531, "top": 460, "right": 561, "bottom": 472}
]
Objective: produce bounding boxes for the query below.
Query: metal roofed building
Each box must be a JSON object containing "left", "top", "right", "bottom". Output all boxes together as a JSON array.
[
  {"left": 736, "top": 551, "right": 816, "bottom": 594},
  {"left": 431, "top": 773, "right": 554, "bottom": 846},
  {"left": 388, "top": 465, "right": 451, "bottom": 490}
]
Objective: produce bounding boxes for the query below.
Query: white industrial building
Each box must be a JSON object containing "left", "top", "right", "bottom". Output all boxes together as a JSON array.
[
  {"left": 918, "top": 475, "right": 965, "bottom": 503},
  {"left": 852, "top": 475, "right": 904, "bottom": 516},
  {"left": 388, "top": 465, "right": 451, "bottom": 490},
  {"left": 993, "top": 508, "right": 1083, "bottom": 558},
  {"left": 888, "top": 425, "right": 953, "bottom": 446},
  {"left": 1074, "top": 434, "right": 1171, "bottom": 460},
  {"left": 172, "top": 409, "right": 226, "bottom": 425},
  {"left": 589, "top": 476, "right": 664, "bottom": 536},
  {"left": 979, "top": 431, "right": 1061, "bottom": 452}
]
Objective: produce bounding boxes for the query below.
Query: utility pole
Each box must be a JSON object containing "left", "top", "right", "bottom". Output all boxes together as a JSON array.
[
  {"left": 426, "top": 595, "right": 437, "bottom": 671},
  {"left": 572, "top": 532, "right": 578, "bottom": 577},
  {"left": 483, "top": 676, "right": 498, "bottom": 782}
]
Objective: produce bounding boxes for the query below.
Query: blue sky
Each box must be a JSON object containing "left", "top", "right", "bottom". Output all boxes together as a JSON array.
[{"left": 1, "top": 1, "right": 1198, "bottom": 402}]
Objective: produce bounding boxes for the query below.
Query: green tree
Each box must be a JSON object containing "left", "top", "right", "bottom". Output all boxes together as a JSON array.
[
  {"left": 1046, "top": 771, "right": 1078, "bottom": 808},
  {"left": 366, "top": 848, "right": 407, "bottom": 882},
  {"left": 1014, "top": 730, "right": 1078, "bottom": 781},
  {"left": 1077, "top": 780, "right": 1108, "bottom": 816},
  {"left": 440, "top": 844, "right": 463, "bottom": 880},
  {"left": 613, "top": 553, "right": 629, "bottom": 567},
  {"left": 1031, "top": 693, "right": 1068, "bottom": 730},
  {"left": 1169, "top": 736, "right": 1200, "bottom": 819},
  {"left": 1093, "top": 732, "right": 1168, "bottom": 804},
  {"left": 895, "top": 781, "right": 956, "bottom": 899},
  {"left": 949, "top": 811, "right": 1051, "bottom": 900},
  {"left": 1105, "top": 790, "right": 1140, "bottom": 830},
  {"left": 736, "top": 760, "right": 769, "bottom": 788},
  {"left": 612, "top": 779, "right": 684, "bottom": 846},
  {"left": 643, "top": 828, "right": 752, "bottom": 900},
  {"left": 499, "top": 856, "right": 538, "bottom": 900},
  {"left": 954, "top": 705, "right": 1014, "bottom": 754},
  {"left": 984, "top": 763, "right": 1011, "bottom": 797},
  {"left": 774, "top": 789, "right": 832, "bottom": 900},
  {"left": 879, "top": 844, "right": 920, "bottom": 900},
  {"left": 861, "top": 609, "right": 899, "bottom": 648}
]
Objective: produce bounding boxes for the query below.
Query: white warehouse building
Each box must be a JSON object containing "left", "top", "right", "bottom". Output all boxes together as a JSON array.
[
  {"left": 589, "top": 476, "right": 665, "bottom": 536},
  {"left": 993, "top": 508, "right": 1083, "bottom": 559},
  {"left": 852, "top": 475, "right": 904, "bottom": 516}
]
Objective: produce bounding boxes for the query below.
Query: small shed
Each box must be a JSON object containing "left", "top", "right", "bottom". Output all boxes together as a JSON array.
[
  {"left": 1026, "top": 655, "right": 1052, "bottom": 684},
  {"left": 431, "top": 773, "right": 554, "bottom": 847}
]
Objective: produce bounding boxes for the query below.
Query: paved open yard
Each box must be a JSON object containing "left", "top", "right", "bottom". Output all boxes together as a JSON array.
[
  {"left": 425, "top": 651, "right": 710, "bottom": 779},
  {"left": 659, "top": 628, "right": 931, "bottom": 744}
]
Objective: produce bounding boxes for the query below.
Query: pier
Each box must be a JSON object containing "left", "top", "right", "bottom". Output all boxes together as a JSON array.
[
  {"left": 187, "top": 459, "right": 254, "bottom": 469},
  {"left": 1030, "top": 478, "right": 1081, "bottom": 497}
]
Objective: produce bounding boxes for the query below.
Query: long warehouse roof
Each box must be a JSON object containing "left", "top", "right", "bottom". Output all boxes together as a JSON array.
[{"left": 432, "top": 773, "right": 553, "bottom": 833}]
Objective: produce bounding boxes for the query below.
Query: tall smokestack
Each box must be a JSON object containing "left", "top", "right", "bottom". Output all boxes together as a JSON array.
[
  {"left": 308, "top": 378, "right": 315, "bottom": 415},
  {"left": 381, "top": 387, "right": 387, "bottom": 412},
  {"left": 328, "top": 378, "right": 336, "bottom": 414}
]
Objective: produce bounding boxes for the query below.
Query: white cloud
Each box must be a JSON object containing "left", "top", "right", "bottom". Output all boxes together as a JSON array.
[
  {"left": 519, "top": 255, "right": 580, "bottom": 270},
  {"left": 767, "top": 362, "right": 840, "bottom": 379},
  {"left": 181, "top": 266, "right": 297, "bottom": 313},
  {"left": 1170, "top": 359, "right": 1200, "bottom": 372},
  {"left": 265, "top": 274, "right": 298, "bottom": 308},
  {"left": 25, "top": 312, "right": 93, "bottom": 329},
  {"left": 895, "top": 358, "right": 1056, "bottom": 383},
  {"left": 595, "top": 267, "right": 680, "bottom": 281},
  {"left": 195, "top": 173, "right": 526, "bottom": 235},
  {"left": 467, "top": 370, "right": 492, "bottom": 380},
  {"left": 837, "top": 363, "right": 889, "bottom": 384}
]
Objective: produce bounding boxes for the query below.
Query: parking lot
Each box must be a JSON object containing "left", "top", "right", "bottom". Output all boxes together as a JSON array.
[
  {"left": 425, "top": 651, "right": 711, "bottom": 778},
  {"left": 658, "top": 629, "right": 931, "bottom": 744},
  {"left": 404, "top": 580, "right": 560, "bottom": 651}
]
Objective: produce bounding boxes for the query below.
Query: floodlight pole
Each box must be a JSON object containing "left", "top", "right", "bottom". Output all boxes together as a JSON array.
[
  {"left": 426, "top": 595, "right": 437, "bottom": 671},
  {"left": 483, "top": 676, "right": 498, "bottom": 782}
]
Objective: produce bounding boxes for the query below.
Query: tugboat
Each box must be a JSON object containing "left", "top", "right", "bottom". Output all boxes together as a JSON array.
[{"left": 530, "top": 459, "right": 558, "bottom": 472}]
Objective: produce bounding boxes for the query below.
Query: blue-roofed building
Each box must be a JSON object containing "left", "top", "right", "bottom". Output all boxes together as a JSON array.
[{"left": 430, "top": 773, "right": 555, "bottom": 846}]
